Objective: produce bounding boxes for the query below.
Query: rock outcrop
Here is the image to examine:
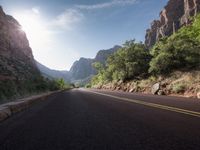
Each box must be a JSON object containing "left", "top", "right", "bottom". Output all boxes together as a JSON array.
[
  {"left": 0, "top": 6, "right": 39, "bottom": 81},
  {"left": 145, "top": 0, "right": 200, "bottom": 48},
  {"left": 69, "top": 45, "right": 121, "bottom": 82},
  {"left": 69, "top": 58, "right": 96, "bottom": 81}
]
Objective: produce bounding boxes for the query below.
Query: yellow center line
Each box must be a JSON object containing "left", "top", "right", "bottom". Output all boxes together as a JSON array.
[{"left": 85, "top": 90, "right": 200, "bottom": 118}]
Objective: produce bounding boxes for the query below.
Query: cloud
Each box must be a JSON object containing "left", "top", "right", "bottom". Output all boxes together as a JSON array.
[
  {"left": 51, "top": 9, "right": 84, "bottom": 30},
  {"left": 76, "top": 0, "right": 138, "bottom": 10},
  {"left": 32, "top": 7, "right": 40, "bottom": 14}
]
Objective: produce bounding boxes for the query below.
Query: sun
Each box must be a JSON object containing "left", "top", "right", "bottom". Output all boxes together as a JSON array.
[{"left": 12, "top": 10, "right": 50, "bottom": 51}]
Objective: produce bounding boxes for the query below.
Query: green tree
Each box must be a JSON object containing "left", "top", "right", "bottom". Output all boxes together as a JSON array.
[
  {"left": 149, "top": 15, "right": 200, "bottom": 75},
  {"left": 91, "top": 40, "right": 151, "bottom": 85}
]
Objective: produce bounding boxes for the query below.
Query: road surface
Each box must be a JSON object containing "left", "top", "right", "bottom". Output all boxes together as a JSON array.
[{"left": 0, "top": 89, "right": 200, "bottom": 150}]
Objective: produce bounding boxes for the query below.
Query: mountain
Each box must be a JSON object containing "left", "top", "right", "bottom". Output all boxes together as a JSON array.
[
  {"left": 69, "top": 45, "right": 121, "bottom": 83},
  {"left": 145, "top": 0, "right": 200, "bottom": 48},
  {"left": 36, "top": 61, "right": 70, "bottom": 82},
  {"left": 0, "top": 6, "right": 50, "bottom": 100},
  {"left": 36, "top": 45, "right": 121, "bottom": 84},
  {"left": 0, "top": 6, "right": 40, "bottom": 81},
  {"left": 69, "top": 58, "right": 96, "bottom": 81},
  {"left": 95, "top": 45, "right": 121, "bottom": 64}
]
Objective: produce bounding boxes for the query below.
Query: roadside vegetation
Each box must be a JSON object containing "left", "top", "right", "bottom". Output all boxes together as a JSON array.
[
  {"left": 90, "top": 15, "right": 200, "bottom": 97},
  {"left": 0, "top": 77, "right": 71, "bottom": 103}
]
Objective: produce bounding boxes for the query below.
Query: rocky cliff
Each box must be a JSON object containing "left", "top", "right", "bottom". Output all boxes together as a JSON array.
[
  {"left": 0, "top": 6, "right": 39, "bottom": 81},
  {"left": 69, "top": 45, "right": 121, "bottom": 82},
  {"left": 145, "top": 0, "right": 200, "bottom": 48}
]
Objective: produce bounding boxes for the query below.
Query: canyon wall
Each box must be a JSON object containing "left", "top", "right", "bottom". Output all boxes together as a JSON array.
[
  {"left": 0, "top": 6, "right": 39, "bottom": 81},
  {"left": 145, "top": 0, "right": 200, "bottom": 48}
]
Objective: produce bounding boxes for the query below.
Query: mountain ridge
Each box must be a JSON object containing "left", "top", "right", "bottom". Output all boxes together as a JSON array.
[{"left": 37, "top": 45, "right": 121, "bottom": 84}]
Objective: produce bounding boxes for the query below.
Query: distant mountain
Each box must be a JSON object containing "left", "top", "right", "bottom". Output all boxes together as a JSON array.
[
  {"left": 69, "top": 45, "right": 121, "bottom": 83},
  {"left": 69, "top": 58, "right": 96, "bottom": 81},
  {"left": 36, "top": 61, "right": 71, "bottom": 82},
  {"left": 95, "top": 45, "right": 121, "bottom": 64},
  {"left": 0, "top": 6, "right": 40, "bottom": 81},
  {"left": 145, "top": 0, "right": 200, "bottom": 48}
]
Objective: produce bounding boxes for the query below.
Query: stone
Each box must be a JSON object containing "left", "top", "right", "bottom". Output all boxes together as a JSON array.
[
  {"left": 129, "top": 88, "right": 134, "bottom": 93},
  {"left": 158, "top": 90, "right": 165, "bottom": 95},
  {"left": 151, "top": 83, "right": 160, "bottom": 95},
  {"left": 197, "top": 92, "right": 200, "bottom": 99}
]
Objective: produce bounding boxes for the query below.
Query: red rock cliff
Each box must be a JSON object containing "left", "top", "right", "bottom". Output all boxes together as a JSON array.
[{"left": 145, "top": 0, "right": 200, "bottom": 48}]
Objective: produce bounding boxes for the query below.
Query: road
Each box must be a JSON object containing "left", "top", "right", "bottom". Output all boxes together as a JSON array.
[{"left": 0, "top": 89, "right": 200, "bottom": 150}]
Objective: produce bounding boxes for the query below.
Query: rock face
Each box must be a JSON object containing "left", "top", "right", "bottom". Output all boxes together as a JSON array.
[
  {"left": 145, "top": 0, "right": 200, "bottom": 48},
  {"left": 69, "top": 45, "right": 121, "bottom": 82},
  {"left": 151, "top": 83, "right": 160, "bottom": 95},
  {"left": 69, "top": 58, "right": 96, "bottom": 81},
  {"left": 0, "top": 6, "right": 39, "bottom": 81},
  {"left": 95, "top": 45, "right": 121, "bottom": 64}
]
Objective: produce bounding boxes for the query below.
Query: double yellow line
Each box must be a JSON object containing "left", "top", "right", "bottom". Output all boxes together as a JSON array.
[{"left": 86, "top": 90, "right": 200, "bottom": 118}]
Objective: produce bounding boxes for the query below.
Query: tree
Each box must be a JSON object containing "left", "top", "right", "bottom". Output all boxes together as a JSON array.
[
  {"left": 91, "top": 40, "right": 151, "bottom": 85},
  {"left": 149, "top": 14, "right": 200, "bottom": 75}
]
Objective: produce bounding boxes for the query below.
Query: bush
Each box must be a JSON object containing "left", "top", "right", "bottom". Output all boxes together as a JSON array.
[
  {"left": 91, "top": 40, "right": 151, "bottom": 86},
  {"left": 171, "top": 83, "right": 186, "bottom": 93},
  {"left": 0, "top": 77, "right": 69, "bottom": 103},
  {"left": 149, "top": 15, "right": 200, "bottom": 75}
]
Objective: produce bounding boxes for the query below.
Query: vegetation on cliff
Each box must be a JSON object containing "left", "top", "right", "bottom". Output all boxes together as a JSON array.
[
  {"left": 91, "top": 15, "right": 200, "bottom": 97},
  {"left": 92, "top": 40, "right": 150, "bottom": 85},
  {"left": 149, "top": 15, "right": 200, "bottom": 74}
]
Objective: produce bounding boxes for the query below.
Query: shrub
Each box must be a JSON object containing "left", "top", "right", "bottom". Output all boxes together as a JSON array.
[
  {"left": 171, "top": 83, "right": 186, "bottom": 93},
  {"left": 149, "top": 15, "right": 200, "bottom": 75},
  {"left": 91, "top": 40, "right": 151, "bottom": 86}
]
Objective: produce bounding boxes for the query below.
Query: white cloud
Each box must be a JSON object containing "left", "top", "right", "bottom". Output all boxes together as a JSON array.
[
  {"left": 32, "top": 7, "right": 40, "bottom": 14},
  {"left": 51, "top": 9, "right": 84, "bottom": 30},
  {"left": 76, "top": 0, "right": 138, "bottom": 10}
]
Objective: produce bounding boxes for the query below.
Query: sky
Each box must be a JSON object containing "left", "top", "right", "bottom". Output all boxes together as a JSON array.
[{"left": 1, "top": 0, "right": 168, "bottom": 70}]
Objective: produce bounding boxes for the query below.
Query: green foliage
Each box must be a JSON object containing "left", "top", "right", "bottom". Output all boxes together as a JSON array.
[
  {"left": 149, "top": 15, "right": 200, "bottom": 74},
  {"left": 171, "top": 83, "right": 186, "bottom": 93},
  {"left": 91, "top": 15, "right": 200, "bottom": 87},
  {"left": 92, "top": 62, "right": 104, "bottom": 73},
  {"left": 91, "top": 40, "right": 150, "bottom": 85},
  {"left": 0, "top": 77, "right": 70, "bottom": 102},
  {"left": 85, "top": 83, "right": 91, "bottom": 88}
]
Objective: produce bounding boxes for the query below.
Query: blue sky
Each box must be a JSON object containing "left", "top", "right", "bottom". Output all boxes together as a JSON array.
[{"left": 1, "top": 0, "right": 168, "bottom": 70}]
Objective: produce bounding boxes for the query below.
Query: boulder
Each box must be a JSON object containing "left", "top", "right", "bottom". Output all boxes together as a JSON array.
[
  {"left": 129, "top": 88, "right": 134, "bottom": 93},
  {"left": 151, "top": 83, "right": 160, "bottom": 95},
  {"left": 197, "top": 92, "right": 200, "bottom": 99},
  {"left": 158, "top": 90, "right": 165, "bottom": 95}
]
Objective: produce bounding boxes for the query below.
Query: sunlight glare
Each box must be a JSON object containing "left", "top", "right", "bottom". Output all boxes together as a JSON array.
[{"left": 13, "top": 11, "right": 51, "bottom": 52}]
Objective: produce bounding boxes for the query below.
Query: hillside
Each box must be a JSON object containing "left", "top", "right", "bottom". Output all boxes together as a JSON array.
[
  {"left": 0, "top": 6, "right": 43, "bottom": 100},
  {"left": 0, "top": 6, "right": 65, "bottom": 101},
  {"left": 37, "top": 45, "right": 121, "bottom": 85},
  {"left": 91, "top": 0, "right": 200, "bottom": 98},
  {"left": 68, "top": 45, "right": 121, "bottom": 84},
  {"left": 0, "top": 6, "right": 39, "bottom": 80}
]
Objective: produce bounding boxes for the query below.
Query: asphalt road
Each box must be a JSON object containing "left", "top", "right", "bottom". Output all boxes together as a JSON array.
[{"left": 0, "top": 89, "right": 200, "bottom": 150}]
